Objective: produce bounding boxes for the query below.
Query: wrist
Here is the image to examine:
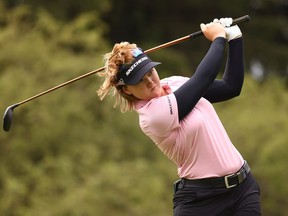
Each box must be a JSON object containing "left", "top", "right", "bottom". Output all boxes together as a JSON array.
[{"left": 213, "top": 35, "right": 226, "bottom": 41}]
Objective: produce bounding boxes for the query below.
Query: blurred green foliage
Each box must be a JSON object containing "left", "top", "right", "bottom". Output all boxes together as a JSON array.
[{"left": 0, "top": 1, "right": 287, "bottom": 216}]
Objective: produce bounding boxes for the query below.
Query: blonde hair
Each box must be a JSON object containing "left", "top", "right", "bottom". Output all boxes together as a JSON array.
[{"left": 97, "top": 42, "right": 139, "bottom": 112}]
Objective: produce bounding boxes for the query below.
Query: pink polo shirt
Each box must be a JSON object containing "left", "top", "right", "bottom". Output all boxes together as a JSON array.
[{"left": 135, "top": 76, "right": 244, "bottom": 179}]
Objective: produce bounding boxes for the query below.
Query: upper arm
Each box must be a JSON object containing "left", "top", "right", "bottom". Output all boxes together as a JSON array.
[{"left": 138, "top": 94, "right": 180, "bottom": 140}]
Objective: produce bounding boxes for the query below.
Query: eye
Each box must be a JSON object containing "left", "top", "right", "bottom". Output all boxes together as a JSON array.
[
  {"left": 147, "top": 69, "right": 153, "bottom": 76},
  {"left": 137, "top": 78, "right": 144, "bottom": 83}
]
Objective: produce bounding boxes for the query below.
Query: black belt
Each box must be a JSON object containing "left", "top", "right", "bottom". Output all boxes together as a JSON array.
[{"left": 175, "top": 161, "right": 250, "bottom": 191}]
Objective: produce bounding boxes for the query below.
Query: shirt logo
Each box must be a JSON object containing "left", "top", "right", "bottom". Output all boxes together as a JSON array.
[{"left": 167, "top": 96, "right": 173, "bottom": 115}]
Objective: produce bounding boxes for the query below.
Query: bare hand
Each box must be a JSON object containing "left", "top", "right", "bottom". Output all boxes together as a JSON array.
[{"left": 200, "top": 22, "right": 226, "bottom": 41}]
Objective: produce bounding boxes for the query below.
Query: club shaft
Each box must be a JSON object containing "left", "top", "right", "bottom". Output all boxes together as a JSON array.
[
  {"left": 144, "top": 15, "right": 250, "bottom": 53},
  {"left": 18, "top": 67, "right": 105, "bottom": 105},
  {"left": 17, "top": 15, "right": 250, "bottom": 106}
]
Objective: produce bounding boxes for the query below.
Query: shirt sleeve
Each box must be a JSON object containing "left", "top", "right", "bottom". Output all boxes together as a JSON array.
[
  {"left": 137, "top": 94, "right": 180, "bottom": 151},
  {"left": 174, "top": 37, "right": 226, "bottom": 121},
  {"left": 203, "top": 37, "right": 244, "bottom": 102}
]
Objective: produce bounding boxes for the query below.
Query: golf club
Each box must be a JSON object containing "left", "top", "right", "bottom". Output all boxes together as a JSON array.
[{"left": 2, "top": 15, "right": 250, "bottom": 132}]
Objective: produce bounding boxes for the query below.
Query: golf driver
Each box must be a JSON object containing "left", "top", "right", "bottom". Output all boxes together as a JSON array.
[{"left": 2, "top": 15, "right": 250, "bottom": 132}]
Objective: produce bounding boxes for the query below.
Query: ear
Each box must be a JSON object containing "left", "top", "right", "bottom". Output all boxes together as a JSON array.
[{"left": 122, "top": 86, "right": 132, "bottom": 95}]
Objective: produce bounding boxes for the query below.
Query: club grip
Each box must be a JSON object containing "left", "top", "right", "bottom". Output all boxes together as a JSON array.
[
  {"left": 190, "top": 15, "right": 251, "bottom": 38},
  {"left": 232, "top": 15, "right": 250, "bottom": 25}
]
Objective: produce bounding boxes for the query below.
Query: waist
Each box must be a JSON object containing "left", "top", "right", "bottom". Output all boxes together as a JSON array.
[{"left": 175, "top": 161, "right": 250, "bottom": 190}]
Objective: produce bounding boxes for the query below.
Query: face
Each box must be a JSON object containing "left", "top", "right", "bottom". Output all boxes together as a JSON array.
[{"left": 123, "top": 68, "right": 166, "bottom": 100}]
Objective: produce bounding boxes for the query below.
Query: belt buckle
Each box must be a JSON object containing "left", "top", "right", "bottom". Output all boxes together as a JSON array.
[{"left": 224, "top": 173, "right": 238, "bottom": 189}]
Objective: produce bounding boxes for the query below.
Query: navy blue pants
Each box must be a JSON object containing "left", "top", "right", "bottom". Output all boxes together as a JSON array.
[{"left": 173, "top": 173, "right": 261, "bottom": 216}]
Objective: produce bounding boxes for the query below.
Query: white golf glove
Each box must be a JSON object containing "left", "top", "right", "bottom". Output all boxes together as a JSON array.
[
  {"left": 213, "top": 17, "right": 242, "bottom": 41},
  {"left": 213, "top": 17, "right": 233, "bottom": 27},
  {"left": 225, "top": 25, "right": 242, "bottom": 41}
]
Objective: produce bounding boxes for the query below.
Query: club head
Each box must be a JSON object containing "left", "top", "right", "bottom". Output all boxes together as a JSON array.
[{"left": 3, "top": 104, "right": 19, "bottom": 132}]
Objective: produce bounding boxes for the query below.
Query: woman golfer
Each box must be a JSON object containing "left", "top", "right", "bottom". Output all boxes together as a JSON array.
[{"left": 97, "top": 19, "right": 261, "bottom": 216}]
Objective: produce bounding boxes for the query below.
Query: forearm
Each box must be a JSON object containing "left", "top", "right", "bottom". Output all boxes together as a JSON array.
[
  {"left": 174, "top": 37, "right": 226, "bottom": 121},
  {"left": 204, "top": 37, "right": 244, "bottom": 102}
]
